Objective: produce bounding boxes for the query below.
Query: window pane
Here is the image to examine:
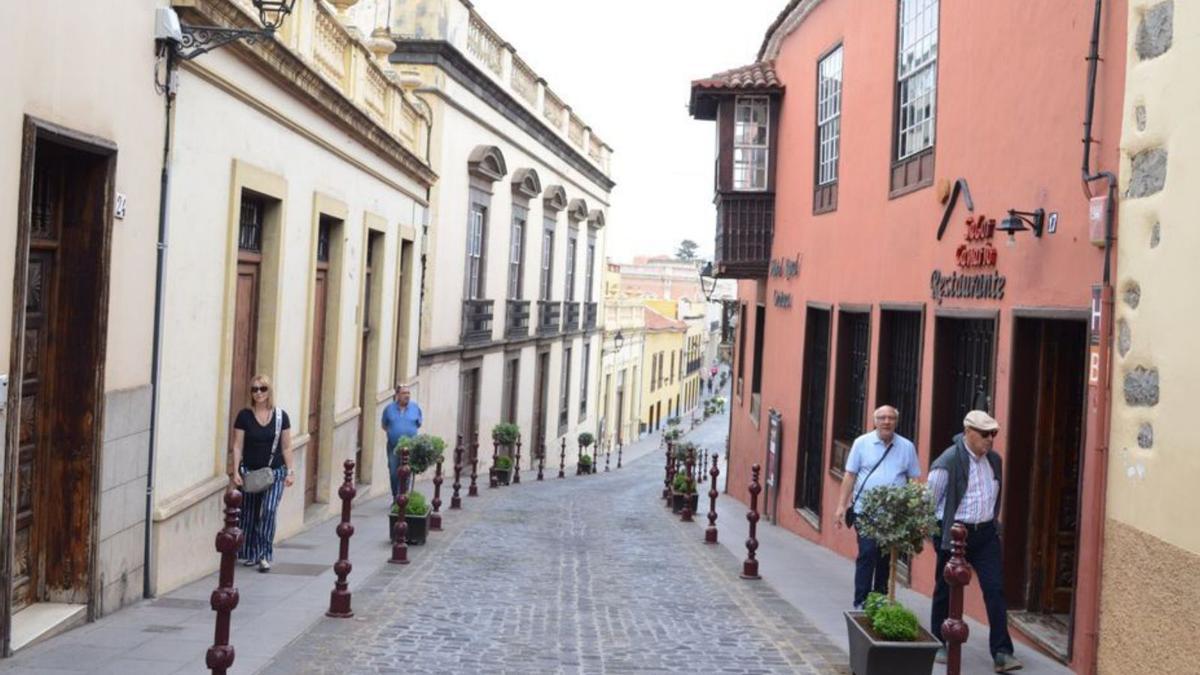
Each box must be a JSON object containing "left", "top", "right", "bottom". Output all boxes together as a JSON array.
[
  {"left": 896, "top": 0, "right": 938, "bottom": 159},
  {"left": 816, "top": 46, "right": 843, "bottom": 186}
]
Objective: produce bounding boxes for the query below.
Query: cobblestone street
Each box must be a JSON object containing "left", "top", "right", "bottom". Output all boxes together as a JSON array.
[{"left": 265, "top": 417, "right": 846, "bottom": 674}]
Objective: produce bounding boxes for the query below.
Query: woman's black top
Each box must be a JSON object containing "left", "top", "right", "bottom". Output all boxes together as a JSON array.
[{"left": 235, "top": 408, "right": 291, "bottom": 470}]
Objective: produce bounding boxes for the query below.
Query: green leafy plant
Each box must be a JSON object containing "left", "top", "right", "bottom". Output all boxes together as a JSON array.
[
  {"left": 863, "top": 592, "right": 889, "bottom": 622},
  {"left": 871, "top": 602, "right": 920, "bottom": 642},
  {"left": 395, "top": 434, "right": 446, "bottom": 476},
  {"left": 491, "top": 422, "right": 520, "bottom": 446},
  {"left": 855, "top": 482, "right": 938, "bottom": 602},
  {"left": 672, "top": 471, "right": 696, "bottom": 494},
  {"left": 673, "top": 441, "right": 697, "bottom": 463},
  {"left": 579, "top": 453, "right": 593, "bottom": 466},
  {"left": 577, "top": 431, "right": 595, "bottom": 448},
  {"left": 404, "top": 490, "right": 429, "bottom": 516},
  {"left": 666, "top": 416, "right": 681, "bottom": 427},
  {"left": 664, "top": 427, "right": 683, "bottom": 442},
  {"left": 494, "top": 455, "right": 513, "bottom": 470}
]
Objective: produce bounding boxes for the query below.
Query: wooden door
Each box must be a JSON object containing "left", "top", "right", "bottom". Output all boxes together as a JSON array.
[
  {"left": 308, "top": 267, "right": 328, "bottom": 506},
  {"left": 795, "top": 307, "right": 830, "bottom": 514},
  {"left": 357, "top": 238, "right": 375, "bottom": 479},
  {"left": 532, "top": 352, "right": 549, "bottom": 451},
  {"left": 228, "top": 262, "right": 260, "bottom": 466},
  {"left": 459, "top": 369, "right": 480, "bottom": 461}
]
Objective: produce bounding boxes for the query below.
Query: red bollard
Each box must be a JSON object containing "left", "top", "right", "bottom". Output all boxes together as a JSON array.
[
  {"left": 513, "top": 440, "right": 522, "bottom": 484},
  {"left": 941, "top": 523, "right": 972, "bottom": 675},
  {"left": 389, "top": 448, "right": 410, "bottom": 565},
  {"left": 430, "top": 454, "right": 444, "bottom": 531},
  {"left": 663, "top": 442, "right": 673, "bottom": 502},
  {"left": 450, "top": 435, "right": 463, "bottom": 510},
  {"left": 705, "top": 452, "right": 720, "bottom": 544},
  {"left": 468, "top": 432, "right": 480, "bottom": 497},
  {"left": 680, "top": 447, "right": 695, "bottom": 522},
  {"left": 327, "top": 460, "right": 356, "bottom": 618},
  {"left": 206, "top": 488, "right": 243, "bottom": 674},
  {"left": 741, "top": 463, "right": 762, "bottom": 580},
  {"left": 558, "top": 438, "right": 566, "bottom": 479},
  {"left": 537, "top": 441, "right": 545, "bottom": 481},
  {"left": 489, "top": 440, "right": 500, "bottom": 489}
]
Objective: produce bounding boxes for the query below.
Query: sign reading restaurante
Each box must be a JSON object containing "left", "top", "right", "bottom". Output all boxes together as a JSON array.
[{"left": 931, "top": 214, "right": 1007, "bottom": 304}]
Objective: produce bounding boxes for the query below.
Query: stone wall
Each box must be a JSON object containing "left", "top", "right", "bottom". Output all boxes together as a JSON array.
[{"left": 97, "top": 385, "right": 151, "bottom": 615}]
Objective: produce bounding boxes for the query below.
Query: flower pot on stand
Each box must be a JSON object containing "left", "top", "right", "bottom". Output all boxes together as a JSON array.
[{"left": 844, "top": 611, "right": 939, "bottom": 675}]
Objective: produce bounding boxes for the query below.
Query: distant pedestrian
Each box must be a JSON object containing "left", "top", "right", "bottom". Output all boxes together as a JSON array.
[
  {"left": 927, "top": 410, "right": 1022, "bottom": 672},
  {"left": 382, "top": 384, "right": 423, "bottom": 497},
  {"left": 231, "top": 374, "right": 295, "bottom": 573},
  {"left": 834, "top": 405, "right": 920, "bottom": 608}
]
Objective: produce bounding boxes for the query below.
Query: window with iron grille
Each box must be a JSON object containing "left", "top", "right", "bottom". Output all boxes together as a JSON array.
[
  {"left": 508, "top": 205, "right": 526, "bottom": 299},
  {"left": 540, "top": 217, "right": 555, "bottom": 301},
  {"left": 877, "top": 310, "right": 923, "bottom": 446},
  {"left": 895, "top": 0, "right": 938, "bottom": 161},
  {"left": 817, "top": 46, "right": 843, "bottom": 186},
  {"left": 239, "top": 194, "right": 265, "bottom": 252},
  {"left": 316, "top": 216, "right": 332, "bottom": 263},
  {"left": 733, "top": 96, "right": 769, "bottom": 191},
  {"left": 795, "top": 307, "right": 831, "bottom": 514},
  {"left": 559, "top": 346, "right": 572, "bottom": 433},
  {"left": 831, "top": 311, "right": 870, "bottom": 476},
  {"left": 466, "top": 198, "right": 487, "bottom": 300}
]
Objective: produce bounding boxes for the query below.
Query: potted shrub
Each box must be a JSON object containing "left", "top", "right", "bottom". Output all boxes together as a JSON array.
[
  {"left": 844, "top": 482, "right": 941, "bottom": 675},
  {"left": 577, "top": 432, "right": 595, "bottom": 474},
  {"left": 492, "top": 422, "right": 520, "bottom": 450},
  {"left": 664, "top": 427, "right": 683, "bottom": 443},
  {"left": 492, "top": 454, "right": 514, "bottom": 485},
  {"left": 396, "top": 434, "right": 446, "bottom": 479},
  {"left": 390, "top": 490, "right": 431, "bottom": 545},
  {"left": 666, "top": 416, "right": 681, "bottom": 428},
  {"left": 578, "top": 453, "right": 594, "bottom": 474},
  {"left": 670, "top": 472, "right": 696, "bottom": 513}
]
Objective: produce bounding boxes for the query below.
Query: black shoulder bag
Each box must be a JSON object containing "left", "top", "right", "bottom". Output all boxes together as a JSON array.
[{"left": 844, "top": 443, "right": 893, "bottom": 528}]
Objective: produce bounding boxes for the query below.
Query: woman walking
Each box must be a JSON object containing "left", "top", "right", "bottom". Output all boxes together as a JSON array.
[{"left": 231, "top": 374, "right": 295, "bottom": 572}]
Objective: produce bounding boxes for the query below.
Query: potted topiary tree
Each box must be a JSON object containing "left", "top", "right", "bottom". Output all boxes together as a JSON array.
[
  {"left": 493, "top": 454, "right": 514, "bottom": 485},
  {"left": 664, "top": 427, "right": 683, "bottom": 443},
  {"left": 397, "top": 433, "right": 446, "bottom": 480},
  {"left": 670, "top": 471, "right": 696, "bottom": 513},
  {"left": 844, "top": 482, "right": 941, "bottom": 675},
  {"left": 391, "top": 490, "right": 431, "bottom": 545},
  {"left": 577, "top": 432, "right": 595, "bottom": 474},
  {"left": 578, "top": 452, "right": 593, "bottom": 474}
]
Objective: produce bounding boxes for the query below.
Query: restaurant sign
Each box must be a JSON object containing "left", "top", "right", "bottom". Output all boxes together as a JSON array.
[{"left": 931, "top": 214, "right": 1007, "bottom": 304}]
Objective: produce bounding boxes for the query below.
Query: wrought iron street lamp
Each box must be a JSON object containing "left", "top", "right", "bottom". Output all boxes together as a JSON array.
[
  {"left": 173, "top": 0, "right": 298, "bottom": 61},
  {"left": 614, "top": 329, "right": 625, "bottom": 352},
  {"left": 997, "top": 208, "right": 1046, "bottom": 240},
  {"left": 699, "top": 261, "right": 718, "bottom": 302}
]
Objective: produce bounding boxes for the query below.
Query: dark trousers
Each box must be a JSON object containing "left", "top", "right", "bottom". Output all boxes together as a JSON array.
[
  {"left": 853, "top": 529, "right": 890, "bottom": 607},
  {"left": 931, "top": 521, "right": 1015, "bottom": 657}
]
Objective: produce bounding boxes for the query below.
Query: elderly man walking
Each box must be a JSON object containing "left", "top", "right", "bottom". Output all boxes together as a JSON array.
[
  {"left": 928, "top": 410, "right": 1022, "bottom": 672},
  {"left": 834, "top": 405, "right": 921, "bottom": 608},
  {"left": 381, "top": 384, "right": 422, "bottom": 498}
]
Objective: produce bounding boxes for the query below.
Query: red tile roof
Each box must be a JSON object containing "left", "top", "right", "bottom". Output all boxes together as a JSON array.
[
  {"left": 644, "top": 307, "right": 687, "bottom": 332},
  {"left": 691, "top": 61, "right": 782, "bottom": 91}
]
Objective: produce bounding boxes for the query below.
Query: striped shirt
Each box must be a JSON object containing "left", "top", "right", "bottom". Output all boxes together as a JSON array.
[{"left": 928, "top": 450, "right": 998, "bottom": 524}]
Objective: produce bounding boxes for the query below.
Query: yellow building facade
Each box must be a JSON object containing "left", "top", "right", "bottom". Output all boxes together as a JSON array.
[
  {"left": 640, "top": 300, "right": 686, "bottom": 433},
  {"left": 1099, "top": 2, "right": 1200, "bottom": 673}
]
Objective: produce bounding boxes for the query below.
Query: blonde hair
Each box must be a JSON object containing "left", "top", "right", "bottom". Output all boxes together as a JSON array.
[{"left": 248, "top": 374, "right": 275, "bottom": 409}]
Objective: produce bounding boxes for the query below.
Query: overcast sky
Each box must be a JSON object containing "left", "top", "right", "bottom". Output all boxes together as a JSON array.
[{"left": 470, "top": 0, "right": 785, "bottom": 263}]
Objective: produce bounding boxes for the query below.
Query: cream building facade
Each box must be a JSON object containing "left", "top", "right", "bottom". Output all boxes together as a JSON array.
[
  {"left": 0, "top": 0, "right": 170, "bottom": 652},
  {"left": 598, "top": 266, "right": 646, "bottom": 450},
  {"left": 150, "top": 0, "right": 433, "bottom": 594},
  {"left": 1099, "top": 2, "right": 1199, "bottom": 673},
  {"left": 386, "top": 1, "right": 614, "bottom": 468}
]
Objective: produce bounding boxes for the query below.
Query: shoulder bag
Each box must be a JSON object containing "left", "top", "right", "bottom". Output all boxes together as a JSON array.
[
  {"left": 844, "top": 442, "right": 894, "bottom": 528},
  {"left": 242, "top": 408, "right": 282, "bottom": 494}
]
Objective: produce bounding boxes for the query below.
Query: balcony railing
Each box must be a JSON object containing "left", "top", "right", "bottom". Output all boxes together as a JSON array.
[
  {"left": 462, "top": 299, "right": 494, "bottom": 344},
  {"left": 715, "top": 191, "right": 774, "bottom": 279},
  {"left": 505, "top": 299, "right": 530, "bottom": 339},
  {"left": 583, "top": 302, "right": 598, "bottom": 330},
  {"left": 563, "top": 301, "right": 581, "bottom": 332},
  {"left": 537, "top": 300, "right": 562, "bottom": 336},
  {"left": 687, "top": 358, "right": 702, "bottom": 375}
]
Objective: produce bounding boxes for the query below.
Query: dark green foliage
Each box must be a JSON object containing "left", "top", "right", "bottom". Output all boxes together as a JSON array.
[
  {"left": 672, "top": 471, "right": 695, "bottom": 494},
  {"left": 404, "top": 491, "right": 429, "bottom": 516},
  {"left": 495, "top": 455, "right": 513, "bottom": 470},
  {"left": 578, "top": 453, "right": 593, "bottom": 466},
  {"left": 664, "top": 427, "right": 683, "bottom": 442},
  {"left": 855, "top": 483, "right": 938, "bottom": 576},
  {"left": 577, "top": 431, "right": 595, "bottom": 447},
  {"left": 673, "top": 441, "right": 697, "bottom": 462},
  {"left": 863, "top": 592, "right": 888, "bottom": 621},
  {"left": 666, "top": 416, "right": 681, "bottom": 427},
  {"left": 871, "top": 602, "right": 920, "bottom": 642},
  {"left": 491, "top": 423, "right": 520, "bottom": 446},
  {"left": 395, "top": 434, "right": 446, "bottom": 476}
]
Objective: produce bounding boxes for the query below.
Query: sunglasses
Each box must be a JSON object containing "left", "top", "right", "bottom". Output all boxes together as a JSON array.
[
  {"left": 971, "top": 428, "right": 997, "bottom": 438},
  {"left": 251, "top": 386, "right": 269, "bottom": 393}
]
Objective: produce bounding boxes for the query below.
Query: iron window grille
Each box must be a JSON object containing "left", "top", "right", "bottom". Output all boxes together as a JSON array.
[{"left": 239, "top": 195, "right": 265, "bottom": 252}]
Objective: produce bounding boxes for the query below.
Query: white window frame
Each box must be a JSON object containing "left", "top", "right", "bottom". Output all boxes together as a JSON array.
[
  {"left": 507, "top": 206, "right": 526, "bottom": 299},
  {"left": 895, "top": 0, "right": 939, "bottom": 161},
  {"left": 565, "top": 228, "right": 578, "bottom": 302},
  {"left": 540, "top": 217, "right": 555, "bottom": 301},
  {"left": 733, "top": 95, "right": 770, "bottom": 191},
  {"left": 817, "top": 46, "right": 843, "bottom": 186},
  {"left": 466, "top": 201, "right": 486, "bottom": 300}
]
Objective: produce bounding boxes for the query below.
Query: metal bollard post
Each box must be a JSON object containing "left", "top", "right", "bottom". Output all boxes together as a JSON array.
[
  {"left": 389, "top": 448, "right": 410, "bottom": 565},
  {"left": 326, "top": 460, "right": 356, "bottom": 618},
  {"left": 576, "top": 442, "right": 583, "bottom": 476},
  {"left": 705, "top": 452, "right": 720, "bottom": 544},
  {"left": 680, "top": 446, "right": 695, "bottom": 522},
  {"left": 558, "top": 438, "right": 566, "bottom": 479},
  {"left": 489, "top": 440, "right": 500, "bottom": 489},
  {"left": 941, "top": 523, "right": 972, "bottom": 675},
  {"left": 513, "top": 440, "right": 522, "bottom": 484},
  {"left": 617, "top": 441, "right": 623, "bottom": 469},
  {"left": 450, "top": 435, "right": 463, "bottom": 510},
  {"left": 741, "top": 464, "right": 762, "bottom": 580},
  {"left": 468, "top": 432, "right": 480, "bottom": 497},
  {"left": 430, "top": 454, "right": 444, "bottom": 531},
  {"left": 537, "top": 441, "right": 546, "bottom": 481},
  {"left": 206, "top": 488, "right": 243, "bottom": 674},
  {"left": 663, "top": 442, "right": 673, "bottom": 502},
  {"left": 604, "top": 441, "right": 611, "bottom": 472}
]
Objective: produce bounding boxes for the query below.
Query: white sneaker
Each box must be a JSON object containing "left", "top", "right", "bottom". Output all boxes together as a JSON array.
[
  {"left": 242, "top": 559, "right": 256, "bottom": 567},
  {"left": 257, "top": 559, "right": 271, "bottom": 573}
]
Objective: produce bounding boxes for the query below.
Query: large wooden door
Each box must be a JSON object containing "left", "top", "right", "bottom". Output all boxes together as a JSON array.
[
  {"left": 532, "top": 352, "right": 549, "bottom": 452},
  {"left": 308, "top": 267, "right": 328, "bottom": 506},
  {"left": 228, "top": 262, "right": 259, "bottom": 465},
  {"left": 357, "top": 237, "right": 376, "bottom": 480},
  {"left": 795, "top": 307, "right": 830, "bottom": 515}
]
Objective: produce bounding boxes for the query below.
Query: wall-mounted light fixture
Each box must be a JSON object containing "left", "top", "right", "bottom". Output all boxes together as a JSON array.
[
  {"left": 614, "top": 330, "right": 625, "bottom": 352},
  {"left": 162, "top": 0, "right": 298, "bottom": 61},
  {"left": 699, "top": 261, "right": 718, "bottom": 302},
  {"left": 997, "top": 208, "right": 1046, "bottom": 240}
]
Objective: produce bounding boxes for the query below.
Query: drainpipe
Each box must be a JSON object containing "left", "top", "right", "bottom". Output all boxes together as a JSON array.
[
  {"left": 1078, "top": 0, "right": 1117, "bottom": 671},
  {"left": 143, "top": 47, "right": 177, "bottom": 598}
]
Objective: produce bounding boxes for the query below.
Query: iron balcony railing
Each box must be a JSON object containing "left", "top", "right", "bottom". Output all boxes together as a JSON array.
[
  {"left": 461, "top": 299, "right": 494, "bottom": 344},
  {"left": 583, "top": 302, "right": 598, "bottom": 330},
  {"left": 563, "top": 301, "right": 581, "bottom": 332},
  {"left": 505, "top": 299, "right": 530, "bottom": 339},
  {"left": 537, "top": 300, "right": 562, "bottom": 336}
]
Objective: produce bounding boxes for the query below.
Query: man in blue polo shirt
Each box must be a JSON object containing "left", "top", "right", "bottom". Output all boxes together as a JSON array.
[
  {"left": 834, "top": 405, "right": 921, "bottom": 608},
  {"left": 381, "top": 384, "right": 423, "bottom": 498}
]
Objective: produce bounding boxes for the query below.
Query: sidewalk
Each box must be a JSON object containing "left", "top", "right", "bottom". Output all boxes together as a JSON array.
[{"left": 679, "top": 411, "right": 1072, "bottom": 675}]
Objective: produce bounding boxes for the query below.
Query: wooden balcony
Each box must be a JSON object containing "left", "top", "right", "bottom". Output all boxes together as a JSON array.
[
  {"left": 505, "top": 299, "right": 530, "bottom": 339},
  {"left": 563, "top": 302, "right": 581, "bottom": 332},
  {"left": 461, "top": 299, "right": 494, "bottom": 344},
  {"left": 715, "top": 191, "right": 774, "bottom": 279},
  {"left": 537, "top": 300, "right": 562, "bottom": 336},
  {"left": 583, "top": 302, "right": 598, "bottom": 330}
]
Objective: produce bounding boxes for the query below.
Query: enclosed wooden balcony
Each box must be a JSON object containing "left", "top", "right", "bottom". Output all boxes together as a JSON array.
[
  {"left": 505, "top": 299, "right": 530, "bottom": 339},
  {"left": 715, "top": 191, "right": 773, "bottom": 279},
  {"left": 537, "top": 300, "right": 562, "bottom": 336},
  {"left": 462, "top": 299, "right": 494, "bottom": 344}
]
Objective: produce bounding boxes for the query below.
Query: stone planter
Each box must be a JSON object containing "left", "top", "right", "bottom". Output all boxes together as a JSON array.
[
  {"left": 492, "top": 466, "right": 512, "bottom": 485},
  {"left": 844, "top": 610, "right": 939, "bottom": 675},
  {"left": 671, "top": 492, "right": 685, "bottom": 513},
  {"left": 404, "top": 509, "right": 431, "bottom": 546}
]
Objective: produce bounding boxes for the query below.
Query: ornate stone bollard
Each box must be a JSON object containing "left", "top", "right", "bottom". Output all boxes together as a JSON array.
[
  {"left": 680, "top": 447, "right": 695, "bottom": 523},
  {"left": 558, "top": 437, "right": 566, "bottom": 479},
  {"left": 705, "top": 452, "right": 720, "bottom": 544},
  {"left": 206, "top": 488, "right": 243, "bottom": 674},
  {"left": 513, "top": 440, "right": 522, "bottom": 484},
  {"left": 450, "top": 435, "right": 464, "bottom": 510},
  {"left": 941, "top": 523, "right": 972, "bottom": 675},
  {"left": 468, "top": 432, "right": 480, "bottom": 497},
  {"left": 537, "top": 441, "right": 546, "bottom": 481},
  {"left": 327, "top": 460, "right": 356, "bottom": 618},
  {"left": 617, "top": 442, "right": 623, "bottom": 469},
  {"left": 389, "top": 448, "right": 410, "bottom": 565},
  {"left": 741, "top": 464, "right": 762, "bottom": 580},
  {"left": 430, "top": 453, "right": 444, "bottom": 531},
  {"left": 489, "top": 440, "right": 500, "bottom": 489}
]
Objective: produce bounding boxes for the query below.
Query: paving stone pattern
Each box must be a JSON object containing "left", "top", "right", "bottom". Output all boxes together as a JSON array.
[{"left": 264, "top": 426, "right": 846, "bottom": 674}]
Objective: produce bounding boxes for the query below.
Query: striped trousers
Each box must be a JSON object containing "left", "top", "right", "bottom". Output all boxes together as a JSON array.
[{"left": 238, "top": 466, "right": 287, "bottom": 563}]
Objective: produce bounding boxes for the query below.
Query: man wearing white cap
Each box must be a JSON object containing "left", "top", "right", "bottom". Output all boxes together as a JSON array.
[{"left": 927, "top": 410, "right": 1022, "bottom": 672}]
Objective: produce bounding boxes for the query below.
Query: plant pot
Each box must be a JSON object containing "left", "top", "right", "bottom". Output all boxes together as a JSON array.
[
  {"left": 844, "top": 610, "right": 939, "bottom": 675},
  {"left": 671, "top": 492, "right": 685, "bottom": 513},
  {"left": 404, "top": 509, "right": 431, "bottom": 545},
  {"left": 491, "top": 467, "right": 512, "bottom": 485},
  {"left": 580, "top": 463, "right": 593, "bottom": 475},
  {"left": 388, "top": 514, "right": 398, "bottom": 542},
  {"left": 688, "top": 493, "right": 699, "bottom": 513}
]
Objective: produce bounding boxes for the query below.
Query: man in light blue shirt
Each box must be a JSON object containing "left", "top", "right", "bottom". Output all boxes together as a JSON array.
[
  {"left": 381, "top": 384, "right": 423, "bottom": 497},
  {"left": 834, "top": 405, "right": 921, "bottom": 607}
]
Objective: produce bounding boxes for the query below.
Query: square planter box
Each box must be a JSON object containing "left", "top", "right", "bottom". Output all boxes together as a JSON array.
[
  {"left": 388, "top": 510, "right": 431, "bottom": 545},
  {"left": 844, "top": 610, "right": 939, "bottom": 675},
  {"left": 688, "top": 493, "right": 699, "bottom": 513},
  {"left": 492, "top": 467, "right": 512, "bottom": 485},
  {"left": 671, "top": 492, "right": 685, "bottom": 513},
  {"left": 580, "top": 463, "right": 594, "bottom": 474}
]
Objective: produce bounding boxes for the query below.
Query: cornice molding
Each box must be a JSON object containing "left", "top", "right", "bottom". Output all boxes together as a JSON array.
[{"left": 758, "top": 0, "right": 826, "bottom": 61}]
